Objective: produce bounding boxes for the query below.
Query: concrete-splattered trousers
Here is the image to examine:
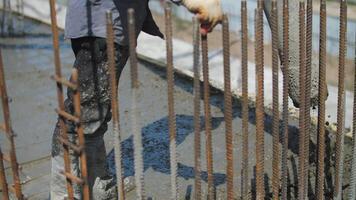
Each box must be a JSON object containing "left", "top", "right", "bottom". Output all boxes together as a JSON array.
[{"left": 50, "top": 37, "right": 129, "bottom": 200}]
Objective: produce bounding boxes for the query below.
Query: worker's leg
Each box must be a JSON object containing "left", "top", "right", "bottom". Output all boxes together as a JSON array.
[{"left": 50, "top": 37, "right": 129, "bottom": 199}]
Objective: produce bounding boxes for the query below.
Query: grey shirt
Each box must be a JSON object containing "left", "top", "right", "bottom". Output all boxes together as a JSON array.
[{"left": 65, "top": 0, "right": 181, "bottom": 45}]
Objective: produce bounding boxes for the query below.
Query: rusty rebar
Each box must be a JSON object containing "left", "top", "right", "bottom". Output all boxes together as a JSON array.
[
  {"left": 71, "top": 69, "right": 89, "bottom": 200},
  {"left": 49, "top": 0, "right": 74, "bottom": 199},
  {"left": 202, "top": 32, "right": 214, "bottom": 200},
  {"left": 0, "top": 50, "right": 10, "bottom": 200},
  {"left": 303, "top": 0, "right": 313, "bottom": 197},
  {"left": 0, "top": 50, "right": 23, "bottom": 200},
  {"left": 241, "top": 1, "right": 249, "bottom": 199},
  {"left": 128, "top": 8, "right": 145, "bottom": 200},
  {"left": 193, "top": 17, "right": 202, "bottom": 200},
  {"left": 281, "top": 1, "right": 290, "bottom": 199},
  {"left": 316, "top": 1, "right": 327, "bottom": 199},
  {"left": 106, "top": 11, "right": 126, "bottom": 200},
  {"left": 165, "top": 5, "right": 179, "bottom": 200},
  {"left": 271, "top": 1, "right": 280, "bottom": 199},
  {"left": 349, "top": 33, "right": 356, "bottom": 200},
  {"left": 297, "top": 2, "right": 306, "bottom": 199},
  {"left": 255, "top": 1, "right": 265, "bottom": 198},
  {"left": 334, "top": 1, "right": 347, "bottom": 199},
  {"left": 222, "top": 14, "right": 234, "bottom": 200}
]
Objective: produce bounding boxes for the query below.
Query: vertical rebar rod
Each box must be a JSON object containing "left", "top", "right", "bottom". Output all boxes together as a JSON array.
[
  {"left": 349, "top": 33, "right": 356, "bottom": 200},
  {"left": 49, "top": 0, "right": 74, "bottom": 198},
  {"left": 128, "top": 8, "right": 145, "bottom": 200},
  {"left": 334, "top": 1, "right": 347, "bottom": 199},
  {"left": 71, "top": 69, "right": 89, "bottom": 200},
  {"left": 297, "top": 2, "right": 306, "bottom": 199},
  {"left": 281, "top": 0, "right": 290, "bottom": 199},
  {"left": 0, "top": 47, "right": 23, "bottom": 200},
  {"left": 165, "top": 5, "right": 179, "bottom": 200},
  {"left": 304, "top": 0, "right": 313, "bottom": 197},
  {"left": 255, "top": 0, "right": 265, "bottom": 198},
  {"left": 106, "top": 11, "right": 126, "bottom": 200},
  {"left": 241, "top": 1, "right": 249, "bottom": 199},
  {"left": 222, "top": 14, "right": 234, "bottom": 200},
  {"left": 202, "top": 32, "right": 214, "bottom": 200},
  {"left": 271, "top": 1, "right": 280, "bottom": 199},
  {"left": 316, "top": 1, "right": 327, "bottom": 199},
  {"left": 193, "top": 17, "right": 202, "bottom": 200},
  {"left": 0, "top": 50, "right": 10, "bottom": 200}
]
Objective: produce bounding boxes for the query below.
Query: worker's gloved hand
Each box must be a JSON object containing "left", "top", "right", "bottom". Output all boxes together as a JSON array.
[{"left": 182, "top": 0, "right": 223, "bottom": 34}]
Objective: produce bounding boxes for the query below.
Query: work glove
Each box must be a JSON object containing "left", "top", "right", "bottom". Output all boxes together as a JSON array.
[{"left": 181, "top": 0, "right": 223, "bottom": 34}]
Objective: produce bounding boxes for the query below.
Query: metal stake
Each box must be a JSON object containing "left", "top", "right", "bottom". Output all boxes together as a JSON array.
[
  {"left": 281, "top": 1, "right": 290, "bottom": 199},
  {"left": 106, "top": 11, "right": 125, "bottom": 200},
  {"left": 297, "top": 2, "right": 307, "bottom": 199},
  {"left": 202, "top": 32, "right": 214, "bottom": 200},
  {"left": 165, "top": 5, "right": 179, "bottom": 200},
  {"left": 255, "top": 0, "right": 265, "bottom": 198},
  {"left": 334, "top": 0, "right": 347, "bottom": 199},
  {"left": 316, "top": 1, "right": 327, "bottom": 199},
  {"left": 241, "top": 1, "right": 249, "bottom": 199},
  {"left": 349, "top": 33, "right": 356, "bottom": 200},
  {"left": 193, "top": 16, "right": 202, "bottom": 200},
  {"left": 128, "top": 8, "right": 145, "bottom": 200},
  {"left": 222, "top": 14, "right": 234, "bottom": 200},
  {"left": 271, "top": 1, "right": 280, "bottom": 199}
]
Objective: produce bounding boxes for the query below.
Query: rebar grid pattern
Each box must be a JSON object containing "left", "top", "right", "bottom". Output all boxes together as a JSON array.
[{"left": 49, "top": 0, "right": 90, "bottom": 199}]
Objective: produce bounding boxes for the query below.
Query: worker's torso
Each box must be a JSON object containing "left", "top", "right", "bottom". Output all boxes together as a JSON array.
[{"left": 65, "top": 0, "right": 163, "bottom": 45}]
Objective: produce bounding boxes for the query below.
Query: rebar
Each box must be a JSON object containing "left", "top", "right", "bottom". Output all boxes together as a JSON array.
[
  {"left": 334, "top": 1, "right": 347, "bottom": 199},
  {"left": 271, "top": 1, "right": 280, "bottom": 199},
  {"left": 0, "top": 17, "right": 23, "bottom": 200},
  {"left": 71, "top": 69, "right": 90, "bottom": 200},
  {"left": 281, "top": 1, "right": 290, "bottom": 199},
  {"left": 222, "top": 14, "right": 234, "bottom": 200},
  {"left": 303, "top": 0, "right": 313, "bottom": 197},
  {"left": 241, "top": 1, "right": 249, "bottom": 199},
  {"left": 202, "top": 31, "right": 214, "bottom": 200},
  {"left": 349, "top": 33, "right": 356, "bottom": 200},
  {"left": 193, "top": 17, "right": 202, "bottom": 200},
  {"left": 316, "top": 1, "right": 327, "bottom": 199},
  {"left": 0, "top": 49, "right": 10, "bottom": 200},
  {"left": 255, "top": 1, "right": 265, "bottom": 198},
  {"left": 297, "top": 2, "right": 306, "bottom": 199},
  {"left": 128, "top": 8, "right": 145, "bottom": 200},
  {"left": 106, "top": 11, "right": 125, "bottom": 200},
  {"left": 165, "top": 5, "right": 179, "bottom": 200},
  {"left": 49, "top": 0, "right": 74, "bottom": 198}
]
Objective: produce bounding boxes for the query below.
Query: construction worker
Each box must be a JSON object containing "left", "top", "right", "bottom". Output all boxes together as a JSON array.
[{"left": 50, "top": 0, "right": 222, "bottom": 199}]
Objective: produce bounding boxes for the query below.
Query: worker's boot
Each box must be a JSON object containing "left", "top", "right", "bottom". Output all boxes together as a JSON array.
[{"left": 92, "top": 176, "right": 136, "bottom": 200}]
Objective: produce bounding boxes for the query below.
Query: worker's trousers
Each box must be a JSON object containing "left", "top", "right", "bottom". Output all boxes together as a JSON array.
[{"left": 50, "top": 37, "right": 129, "bottom": 200}]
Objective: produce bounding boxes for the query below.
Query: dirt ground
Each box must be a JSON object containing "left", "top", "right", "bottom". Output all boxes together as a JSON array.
[{"left": 151, "top": 11, "right": 356, "bottom": 91}]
